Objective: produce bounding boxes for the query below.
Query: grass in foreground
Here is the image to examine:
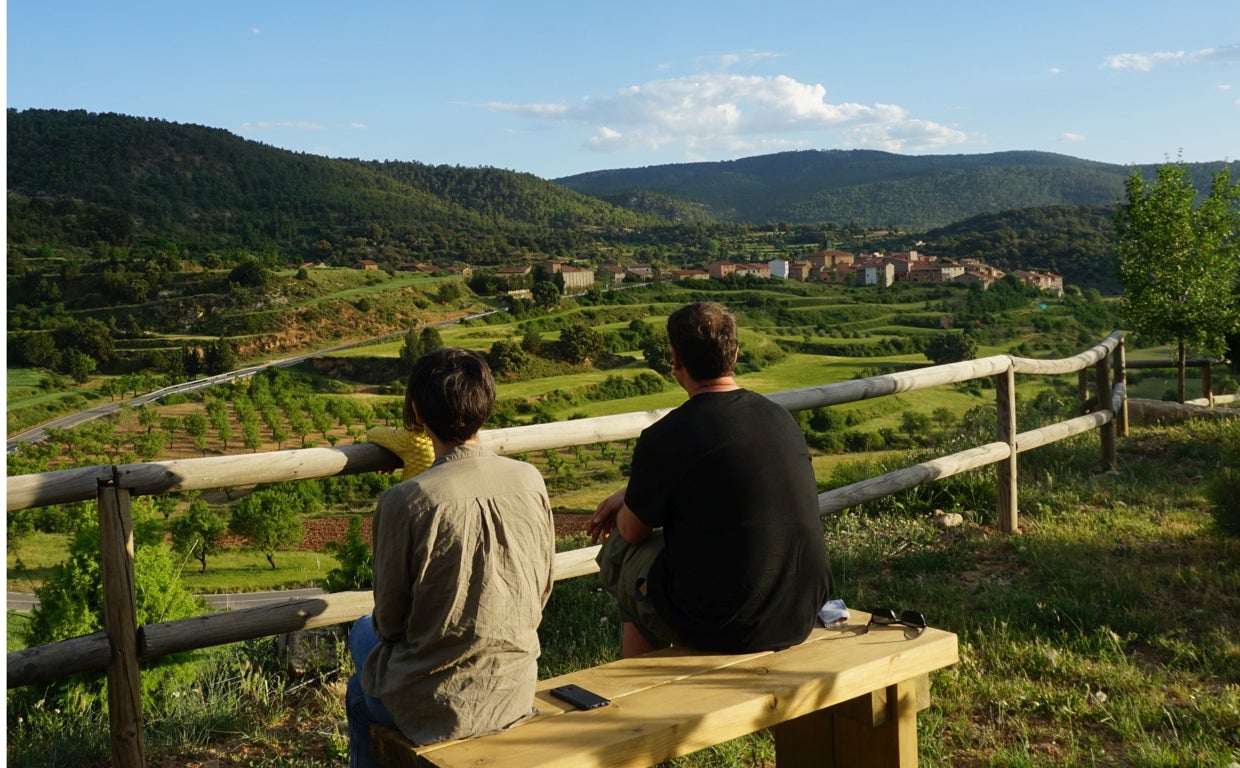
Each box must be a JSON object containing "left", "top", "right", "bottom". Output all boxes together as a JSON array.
[{"left": 6, "top": 420, "right": 1240, "bottom": 767}]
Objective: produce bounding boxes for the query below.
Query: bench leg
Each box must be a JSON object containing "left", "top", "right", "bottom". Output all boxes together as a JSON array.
[{"left": 772, "top": 677, "right": 923, "bottom": 768}]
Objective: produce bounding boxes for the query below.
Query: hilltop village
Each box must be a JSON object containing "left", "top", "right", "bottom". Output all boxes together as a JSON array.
[
  {"left": 373, "top": 248, "right": 1065, "bottom": 299},
  {"left": 683, "top": 250, "right": 1064, "bottom": 296}
]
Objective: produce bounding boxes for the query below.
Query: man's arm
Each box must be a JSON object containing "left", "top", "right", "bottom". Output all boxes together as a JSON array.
[
  {"left": 587, "top": 487, "right": 652, "bottom": 544},
  {"left": 616, "top": 504, "right": 652, "bottom": 544}
]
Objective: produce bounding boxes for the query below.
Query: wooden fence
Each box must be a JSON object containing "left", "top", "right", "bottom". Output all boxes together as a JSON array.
[{"left": 5, "top": 331, "right": 1234, "bottom": 766}]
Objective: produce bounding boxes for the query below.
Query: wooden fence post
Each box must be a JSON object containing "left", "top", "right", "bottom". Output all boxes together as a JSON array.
[
  {"left": 1095, "top": 356, "right": 1116, "bottom": 472},
  {"left": 1202, "top": 364, "right": 1213, "bottom": 406},
  {"left": 98, "top": 470, "right": 145, "bottom": 767},
  {"left": 1114, "top": 337, "right": 1128, "bottom": 438},
  {"left": 995, "top": 366, "right": 1018, "bottom": 534}
]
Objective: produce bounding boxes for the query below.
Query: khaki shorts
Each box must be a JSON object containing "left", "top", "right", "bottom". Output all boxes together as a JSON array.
[{"left": 596, "top": 531, "right": 679, "bottom": 650}]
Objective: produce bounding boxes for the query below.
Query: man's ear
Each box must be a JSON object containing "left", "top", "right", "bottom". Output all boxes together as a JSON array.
[
  {"left": 410, "top": 401, "right": 425, "bottom": 427},
  {"left": 670, "top": 346, "right": 683, "bottom": 370}
]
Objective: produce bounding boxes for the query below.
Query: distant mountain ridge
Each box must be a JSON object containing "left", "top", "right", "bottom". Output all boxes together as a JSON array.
[
  {"left": 556, "top": 149, "right": 1234, "bottom": 230},
  {"left": 7, "top": 108, "right": 1234, "bottom": 266}
]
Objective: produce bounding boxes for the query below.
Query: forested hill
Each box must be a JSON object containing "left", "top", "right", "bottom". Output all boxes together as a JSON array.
[
  {"left": 6, "top": 108, "right": 656, "bottom": 265},
  {"left": 918, "top": 204, "right": 1121, "bottom": 293},
  {"left": 556, "top": 149, "right": 1235, "bottom": 231}
]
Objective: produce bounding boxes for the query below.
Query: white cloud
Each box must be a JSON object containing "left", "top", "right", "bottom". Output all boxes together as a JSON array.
[
  {"left": 239, "top": 121, "right": 326, "bottom": 132},
  {"left": 1048, "top": 67, "right": 1063, "bottom": 75},
  {"left": 696, "top": 51, "right": 782, "bottom": 71},
  {"left": 237, "top": 121, "right": 366, "bottom": 133},
  {"left": 481, "top": 72, "right": 968, "bottom": 158},
  {"left": 250, "top": 27, "right": 262, "bottom": 36},
  {"left": 1191, "top": 44, "right": 1240, "bottom": 63},
  {"left": 481, "top": 101, "right": 570, "bottom": 117},
  {"left": 1219, "top": 84, "right": 1233, "bottom": 91},
  {"left": 1103, "top": 51, "right": 1187, "bottom": 71},
  {"left": 1103, "top": 43, "right": 1240, "bottom": 71},
  {"left": 1059, "top": 132, "right": 1086, "bottom": 143}
]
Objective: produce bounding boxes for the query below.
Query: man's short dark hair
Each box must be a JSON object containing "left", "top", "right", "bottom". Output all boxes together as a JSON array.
[
  {"left": 404, "top": 347, "right": 495, "bottom": 444},
  {"left": 666, "top": 302, "right": 738, "bottom": 380}
]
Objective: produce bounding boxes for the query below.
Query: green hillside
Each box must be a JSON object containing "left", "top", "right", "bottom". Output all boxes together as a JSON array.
[
  {"left": 557, "top": 148, "right": 1236, "bottom": 229},
  {"left": 6, "top": 108, "right": 656, "bottom": 266}
]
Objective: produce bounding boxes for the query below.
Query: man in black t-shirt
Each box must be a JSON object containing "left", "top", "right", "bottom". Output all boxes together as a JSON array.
[{"left": 587, "top": 302, "right": 833, "bottom": 657}]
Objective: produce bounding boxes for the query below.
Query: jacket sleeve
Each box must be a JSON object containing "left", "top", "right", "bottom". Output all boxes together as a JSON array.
[{"left": 371, "top": 485, "right": 415, "bottom": 643}]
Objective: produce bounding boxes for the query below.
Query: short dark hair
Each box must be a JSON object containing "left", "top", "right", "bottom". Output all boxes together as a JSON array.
[
  {"left": 666, "top": 302, "right": 738, "bottom": 380},
  {"left": 403, "top": 347, "right": 495, "bottom": 444}
]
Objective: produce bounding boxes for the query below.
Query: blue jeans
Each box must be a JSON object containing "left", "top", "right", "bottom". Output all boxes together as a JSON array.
[{"left": 346, "top": 616, "right": 400, "bottom": 768}]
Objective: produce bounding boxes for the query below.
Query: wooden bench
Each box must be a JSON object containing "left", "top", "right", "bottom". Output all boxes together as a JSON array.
[{"left": 371, "top": 611, "right": 958, "bottom": 768}]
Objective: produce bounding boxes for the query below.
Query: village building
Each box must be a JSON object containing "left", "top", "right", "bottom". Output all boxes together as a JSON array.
[
  {"left": 598, "top": 265, "right": 626, "bottom": 286},
  {"left": 788, "top": 261, "right": 813, "bottom": 282},
  {"left": 1012, "top": 269, "right": 1064, "bottom": 296},
  {"left": 845, "top": 256, "right": 894, "bottom": 287},
  {"left": 558, "top": 264, "right": 595, "bottom": 292},
  {"left": 953, "top": 270, "right": 996, "bottom": 289},
  {"left": 669, "top": 269, "right": 710, "bottom": 281},
  {"left": 883, "top": 254, "right": 911, "bottom": 281},
  {"left": 807, "top": 249, "right": 856, "bottom": 270}
]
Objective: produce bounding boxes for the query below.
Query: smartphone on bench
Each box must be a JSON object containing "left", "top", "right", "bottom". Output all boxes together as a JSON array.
[{"left": 550, "top": 684, "right": 610, "bottom": 710}]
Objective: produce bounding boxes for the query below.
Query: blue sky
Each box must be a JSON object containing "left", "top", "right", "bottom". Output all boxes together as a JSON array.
[{"left": 6, "top": 1, "right": 1239, "bottom": 179}]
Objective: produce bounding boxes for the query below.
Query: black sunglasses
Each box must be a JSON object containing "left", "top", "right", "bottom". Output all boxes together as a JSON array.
[{"left": 865, "top": 608, "right": 926, "bottom": 639}]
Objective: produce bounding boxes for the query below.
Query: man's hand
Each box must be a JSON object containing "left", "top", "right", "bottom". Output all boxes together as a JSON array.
[{"left": 587, "top": 488, "right": 626, "bottom": 544}]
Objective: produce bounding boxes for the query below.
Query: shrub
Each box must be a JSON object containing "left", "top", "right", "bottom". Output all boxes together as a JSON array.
[
  {"left": 1207, "top": 422, "right": 1240, "bottom": 535},
  {"left": 323, "top": 516, "right": 373, "bottom": 591},
  {"left": 18, "top": 498, "right": 205, "bottom": 714},
  {"left": 1208, "top": 465, "right": 1240, "bottom": 535}
]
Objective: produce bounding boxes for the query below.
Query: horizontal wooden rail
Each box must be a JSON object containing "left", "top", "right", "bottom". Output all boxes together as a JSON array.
[
  {"left": 8, "top": 546, "right": 604, "bottom": 690},
  {"left": 1008, "top": 331, "right": 1121, "bottom": 375},
  {"left": 817, "top": 442, "right": 1010, "bottom": 516},
  {"left": 1186, "top": 393, "right": 1238, "bottom": 407},
  {"left": 1125, "top": 358, "right": 1225, "bottom": 370},
  {"left": 765, "top": 355, "right": 1013, "bottom": 411},
  {"left": 6, "top": 444, "right": 399, "bottom": 513}
]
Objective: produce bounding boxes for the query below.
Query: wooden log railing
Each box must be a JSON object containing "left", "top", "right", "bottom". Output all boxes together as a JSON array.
[
  {"left": 18, "top": 329, "right": 1231, "bottom": 768},
  {"left": 1080, "top": 356, "right": 1230, "bottom": 408}
]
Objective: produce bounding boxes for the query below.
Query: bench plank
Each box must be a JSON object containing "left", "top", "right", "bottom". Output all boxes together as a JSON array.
[{"left": 374, "top": 621, "right": 957, "bottom": 768}]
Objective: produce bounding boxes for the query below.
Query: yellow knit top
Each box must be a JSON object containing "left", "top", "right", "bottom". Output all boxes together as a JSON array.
[{"left": 366, "top": 426, "right": 436, "bottom": 480}]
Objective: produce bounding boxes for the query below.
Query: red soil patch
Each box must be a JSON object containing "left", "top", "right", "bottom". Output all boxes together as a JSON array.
[{"left": 222, "top": 513, "right": 590, "bottom": 552}]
